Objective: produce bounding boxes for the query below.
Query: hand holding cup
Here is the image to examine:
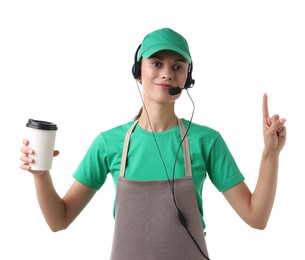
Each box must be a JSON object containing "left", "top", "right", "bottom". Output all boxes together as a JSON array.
[{"left": 20, "top": 119, "right": 59, "bottom": 173}]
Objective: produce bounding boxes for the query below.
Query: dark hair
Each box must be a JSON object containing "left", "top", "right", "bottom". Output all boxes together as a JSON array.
[{"left": 133, "top": 107, "right": 143, "bottom": 120}]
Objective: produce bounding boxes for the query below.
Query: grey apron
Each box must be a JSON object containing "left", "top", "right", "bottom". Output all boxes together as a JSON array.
[{"left": 110, "top": 119, "right": 209, "bottom": 260}]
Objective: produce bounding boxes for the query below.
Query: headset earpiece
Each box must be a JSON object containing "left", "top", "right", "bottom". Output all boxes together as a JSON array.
[
  {"left": 184, "top": 62, "right": 195, "bottom": 89},
  {"left": 132, "top": 44, "right": 142, "bottom": 79}
]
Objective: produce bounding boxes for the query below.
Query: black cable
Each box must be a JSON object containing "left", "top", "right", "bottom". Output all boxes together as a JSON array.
[
  {"left": 135, "top": 82, "right": 174, "bottom": 195},
  {"left": 170, "top": 89, "right": 211, "bottom": 260},
  {"left": 171, "top": 89, "right": 194, "bottom": 199},
  {"left": 135, "top": 81, "right": 210, "bottom": 260}
]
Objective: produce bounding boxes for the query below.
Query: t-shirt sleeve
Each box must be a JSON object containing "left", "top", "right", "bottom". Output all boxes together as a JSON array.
[
  {"left": 207, "top": 134, "right": 245, "bottom": 192},
  {"left": 73, "top": 134, "right": 109, "bottom": 190}
]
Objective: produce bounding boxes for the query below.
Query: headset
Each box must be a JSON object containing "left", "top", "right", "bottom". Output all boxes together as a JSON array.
[{"left": 132, "top": 44, "right": 195, "bottom": 89}]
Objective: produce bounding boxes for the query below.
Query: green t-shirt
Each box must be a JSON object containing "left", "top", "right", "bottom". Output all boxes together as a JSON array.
[{"left": 73, "top": 118, "right": 245, "bottom": 229}]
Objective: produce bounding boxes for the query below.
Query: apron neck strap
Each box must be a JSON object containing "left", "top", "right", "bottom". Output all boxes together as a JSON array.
[
  {"left": 178, "top": 119, "right": 192, "bottom": 177},
  {"left": 120, "top": 119, "right": 192, "bottom": 177},
  {"left": 120, "top": 120, "right": 138, "bottom": 177}
]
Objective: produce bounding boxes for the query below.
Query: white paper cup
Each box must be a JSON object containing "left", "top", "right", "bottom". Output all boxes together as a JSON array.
[{"left": 26, "top": 119, "right": 58, "bottom": 171}]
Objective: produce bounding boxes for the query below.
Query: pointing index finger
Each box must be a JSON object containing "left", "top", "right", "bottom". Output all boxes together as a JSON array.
[{"left": 263, "top": 93, "right": 270, "bottom": 125}]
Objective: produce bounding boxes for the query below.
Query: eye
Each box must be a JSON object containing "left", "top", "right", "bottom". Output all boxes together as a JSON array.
[
  {"left": 151, "top": 61, "right": 162, "bottom": 67},
  {"left": 174, "top": 64, "right": 184, "bottom": 71},
  {"left": 173, "top": 63, "right": 187, "bottom": 72}
]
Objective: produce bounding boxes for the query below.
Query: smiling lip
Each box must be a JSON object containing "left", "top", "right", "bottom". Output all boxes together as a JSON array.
[{"left": 157, "top": 83, "right": 172, "bottom": 90}]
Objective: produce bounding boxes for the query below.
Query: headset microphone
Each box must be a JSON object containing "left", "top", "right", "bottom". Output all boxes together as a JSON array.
[
  {"left": 168, "top": 86, "right": 183, "bottom": 96},
  {"left": 168, "top": 76, "right": 195, "bottom": 96}
]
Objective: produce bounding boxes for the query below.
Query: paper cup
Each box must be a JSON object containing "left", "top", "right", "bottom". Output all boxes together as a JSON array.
[{"left": 26, "top": 119, "right": 58, "bottom": 171}]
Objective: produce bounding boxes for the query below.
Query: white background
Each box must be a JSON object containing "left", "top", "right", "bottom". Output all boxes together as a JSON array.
[{"left": 1, "top": 0, "right": 304, "bottom": 259}]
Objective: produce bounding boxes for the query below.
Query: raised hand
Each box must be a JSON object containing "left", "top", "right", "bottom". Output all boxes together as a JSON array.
[{"left": 262, "top": 93, "right": 287, "bottom": 154}]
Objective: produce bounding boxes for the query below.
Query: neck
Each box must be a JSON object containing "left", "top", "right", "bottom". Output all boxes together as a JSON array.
[{"left": 138, "top": 102, "right": 178, "bottom": 132}]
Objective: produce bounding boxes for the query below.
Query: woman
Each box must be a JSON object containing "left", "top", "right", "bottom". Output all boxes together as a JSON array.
[{"left": 20, "top": 28, "right": 287, "bottom": 259}]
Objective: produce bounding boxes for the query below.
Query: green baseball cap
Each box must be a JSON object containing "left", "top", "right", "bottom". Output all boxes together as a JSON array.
[{"left": 137, "top": 28, "right": 192, "bottom": 63}]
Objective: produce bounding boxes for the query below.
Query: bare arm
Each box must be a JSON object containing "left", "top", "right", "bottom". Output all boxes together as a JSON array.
[
  {"left": 223, "top": 93, "right": 286, "bottom": 229},
  {"left": 20, "top": 140, "right": 97, "bottom": 232}
]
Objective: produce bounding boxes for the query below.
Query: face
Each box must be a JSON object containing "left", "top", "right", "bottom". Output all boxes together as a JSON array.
[{"left": 139, "top": 50, "right": 189, "bottom": 104}]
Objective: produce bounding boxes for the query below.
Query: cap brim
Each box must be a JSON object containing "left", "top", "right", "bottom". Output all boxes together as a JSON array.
[{"left": 141, "top": 44, "right": 192, "bottom": 63}]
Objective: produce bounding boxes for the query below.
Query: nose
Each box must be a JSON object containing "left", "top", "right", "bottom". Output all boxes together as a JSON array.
[{"left": 161, "top": 65, "right": 173, "bottom": 81}]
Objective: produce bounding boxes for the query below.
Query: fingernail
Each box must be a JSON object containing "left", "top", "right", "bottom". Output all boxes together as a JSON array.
[{"left": 280, "top": 118, "right": 286, "bottom": 124}]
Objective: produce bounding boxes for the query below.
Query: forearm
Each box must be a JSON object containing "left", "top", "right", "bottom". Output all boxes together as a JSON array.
[
  {"left": 251, "top": 149, "right": 279, "bottom": 228},
  {"left": 33, "top": 172, "right": 67, "bottom": 232},
  {"left": 224, "top": 94, "right": 286, "bottom": 229}
]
